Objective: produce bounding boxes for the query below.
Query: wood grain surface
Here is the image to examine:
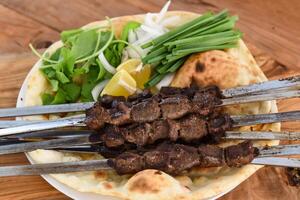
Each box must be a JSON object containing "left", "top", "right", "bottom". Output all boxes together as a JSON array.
[{"left": 0, "top": 0, "right": 299, "bottom": 199}]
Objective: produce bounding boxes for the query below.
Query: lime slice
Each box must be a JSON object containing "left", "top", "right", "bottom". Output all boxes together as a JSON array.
[{"left": 101, "top": 69, "right": 137, "bottom": 97}]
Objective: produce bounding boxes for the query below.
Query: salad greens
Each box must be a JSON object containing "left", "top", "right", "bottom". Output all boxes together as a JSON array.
[
  {"left": 142, "top": 10, "right": 242, "bottom": 88},
  {"left": 31, "top": 8, "right": 243, "bottom": 102},
  {"left": 31, "top": 21, "right": 141, "bottom": 105}
]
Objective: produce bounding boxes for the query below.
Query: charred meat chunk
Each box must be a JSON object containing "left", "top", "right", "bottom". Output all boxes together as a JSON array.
[
  {"left": 100, "top": 125, "right": 125, "bottom": 148},
  {"left": 160, "top": 95, "right": 191, "bottom": 119},
  {"left": 97, "top": 114, "right": 233, "bottom": 147},
  {"left": 225, "top": 141, "right": 258, "bottom": 167},
  {"left": 198, "top": 145, "right": 225, "bottom": 167},
  {"left": 85, "top": 102, "right": 110, "bottom": 130},
  {"left": 85, "top": 85, "right": 225, "bottom": 129},
  {"left": 131, "top": 98, "right": 161, "bottom": 122},
  {"left": 107, "top": 152, "right": 144, "bottom": 174},
  {"left": 109, "top": 142, "right": 257, "bottom": 175}
]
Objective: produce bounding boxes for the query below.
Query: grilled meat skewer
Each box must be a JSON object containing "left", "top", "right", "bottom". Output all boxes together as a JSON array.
[
  {"left": 1, "top": 129, "right": 300, "bottom": 155},
  {"left": 1, "top": 110, "right": 300, "bottom": 137},
  {"left": 85, "top": 86, "right": 300, "bottom": 129},
  {"left": 0, "top": 142, "right": 300, "bottom": 177},
  {"left": 1, "top": 75, "right": 299, "bottom": 118}
]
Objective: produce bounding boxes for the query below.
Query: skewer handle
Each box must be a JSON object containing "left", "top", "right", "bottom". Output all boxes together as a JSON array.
[
  {"left": 0, "top": 157, "right": 298, "bottom": 177},
  {"left": 251, "top": 157, "right": 300, "bottom": 168},
  {"left": 225, "top": 131, "right": 300, "bottom": 140},
  {"left": 0, "top": 160, "right": 110, "bottom": 177},
  {"left": 223, "top": 76, "right": 300, "bottom": 97},
  {"left": 0, "top": 117, "right": 85, "bottom": 137},
  {"left": 0, "top": 102, "right": 93, "bottom": 118},
  {"left": 258, "top": 144, "right": 300, "bottom": 157},
  {"left": 221, "top": 90, "right": 300, "bottom": 106},
  {"left": 232, "top": 110, "right": 300, "bottom": 127}
]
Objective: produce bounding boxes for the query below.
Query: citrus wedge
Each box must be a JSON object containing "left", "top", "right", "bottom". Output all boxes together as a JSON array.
[
  {"left": 116, "top": 59, "right": 151, "bottom": 89},
  {"left": 101, "top": 69, "right": 137, "bottom": 97}
]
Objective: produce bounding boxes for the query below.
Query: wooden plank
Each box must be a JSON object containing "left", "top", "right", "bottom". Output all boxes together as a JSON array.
[
  {"left": 0, "top": 5, "right": 59, "bottom": 54},
  {"left": 0, "top": 52, "right": 38, "bottom": 108},
  {"left": 0, "top": 1, "right": 299, "bottom": 199},
  {"left": 1, "top": 0, "right": 299, "bottom": 70}
]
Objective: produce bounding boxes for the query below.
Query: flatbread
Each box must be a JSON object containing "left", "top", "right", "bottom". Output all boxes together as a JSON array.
[{"left": 21, "top": 11, "right": 280, "bottom": 200}]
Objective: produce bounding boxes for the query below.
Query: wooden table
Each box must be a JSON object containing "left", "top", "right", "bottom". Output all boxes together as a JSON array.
[{"left": 0, "top": 0, "right": 299, "bottom": 199}]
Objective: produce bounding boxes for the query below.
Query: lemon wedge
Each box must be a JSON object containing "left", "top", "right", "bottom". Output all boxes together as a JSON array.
[
  {"left": 116, "top": 59, "right": 151, "bottom": 89},
  {"left": 101, "top": 69, "right": 137, "bottom": 97}
]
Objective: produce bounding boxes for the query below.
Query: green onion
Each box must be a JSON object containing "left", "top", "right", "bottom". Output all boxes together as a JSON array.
[
  {"left": 156, "top": 60, "right": 176, "bottom": 73},
  {"left": 172, "top": 43, "right": 238, "bottom": 55},
  {"left": 142, "top": 11, "right": 214, "bottom": 48},
  {"left": 144, "top": 73, "right": 164, "bottom": 88},
  {"left": 167, "top": 58, "right": 187, "bottom": 73},
  {"left": 142, "top": 10, "right": 242, "bottom": 88}
]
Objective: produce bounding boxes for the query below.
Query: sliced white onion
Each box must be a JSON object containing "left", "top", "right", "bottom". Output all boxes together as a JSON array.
[
  {"left": 128, "top": 30, "right": 138, "bottom": 43},
  {"left": 156, "top": 73, "right": 175, "bottom": 90},
  {"left": 155, "top": 0, "right": 171, "bottom": 23},
  {"left": 144, "top": 13, "right": 157, "bottom": 28},
  {"left": 98, "top": 52, "right": 116, "bottom": 74},
  {"left": 141, "top": 25, "right": 164, "bottom": 36},
  {"left": 161, "top": 16, "right": 181, "bottom": 27},
  {"left": 91, "top": 79, "right": 109, "bottom": 101},
  {"left": 121, "top": 50, "right": 129, "bottom": 62}
]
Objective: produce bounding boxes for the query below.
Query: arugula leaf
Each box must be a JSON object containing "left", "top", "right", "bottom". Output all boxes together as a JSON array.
[
  {"left": 80, "top": 66, "right": 99, "bottom": 101},
  {"left": 51, "top": 89, "right": 66, "bottom": 104},
  {"left": 49, "top": 79, "right": 59, "bottom": 91},
  {"left": 40, "top": 66, "right": 56, "bottom": 79},
  {"left": 118, "top": 21, "right": 141, "bottom": 53},
  {"left": 71, "top": 29, "right": 98, "bottom": 59},
  {"left": 41, "top": 93, "right": 54, "bottom": 105},
  {"left": 59, "top": 47, "right": 75, "bottom": 77},
  {"left": 62, "top": 83, "right": 81, "bottom": 102},
  {"left": 61, "top": 28, "right": 83, "bottom": 43},
  {"left": 43, "top": 48, "right": 62, "bottom": 65},
  {"left": 56, "top": 71, "right": 70, "bottom": 84}
]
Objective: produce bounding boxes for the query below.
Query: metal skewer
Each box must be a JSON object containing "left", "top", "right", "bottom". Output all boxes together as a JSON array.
[
  {"left": 1, "top": 130, "right": 300, "bottom": 155},
  {"left": 222, "top": 76, "right": 300, "bottom": 97},
  {"left": 1, "top": 88, "right": 299, "bottom": 129},
  {"left": 0, "top": 110, "right": 299, "bottom": 137},
  {"left": 231, "top": 110, "right": 300, "bottom": 127},
  {"left": 224, "top": 131, "right": 300, "bottom": 140},
  {"left": 221, "top": 90, "right": 300, "bottom": 106},
  {"left": 0, "top": 76, "right": 299, "bottom": 118},
  {"left": 0, "top": 156, "right": 299, "bottom": 177}
]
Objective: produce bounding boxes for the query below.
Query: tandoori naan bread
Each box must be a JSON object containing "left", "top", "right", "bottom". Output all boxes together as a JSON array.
[{"left": 21, "top": 11, "right": 280, "bottom": 200}]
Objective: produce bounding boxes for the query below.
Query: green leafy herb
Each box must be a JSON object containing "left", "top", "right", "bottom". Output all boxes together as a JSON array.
[
  {"left": 41, "top": 93, "right": 54, "bottom": 105},
  {"left": 62, "top": 83, "right": 81, "bottom": 102},
  {"left": 61, "top": 28, "right": 83, "bottom": 43},
  {"left": 71, "top": 29, "right": 98, "bottom": 59},
  {"left": 51, "top": 89, "right": 66, "bottom": 104}
]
